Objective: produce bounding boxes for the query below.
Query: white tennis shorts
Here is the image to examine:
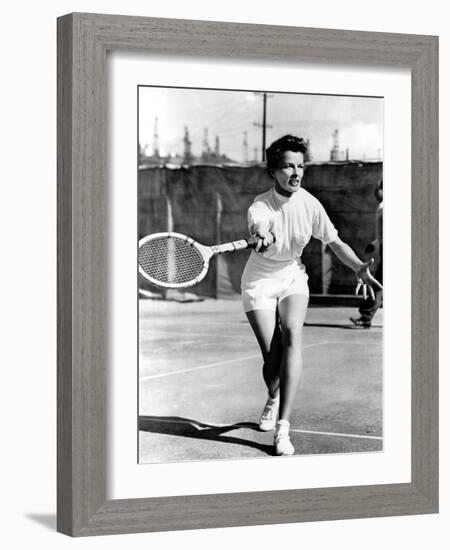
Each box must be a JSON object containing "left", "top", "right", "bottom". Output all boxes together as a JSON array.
[{"left": 241, "top": 254, "right": 309, "bottom": 312}]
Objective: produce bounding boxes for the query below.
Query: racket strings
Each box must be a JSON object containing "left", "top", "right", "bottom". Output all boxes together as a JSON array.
[{"left": 139, "top": 236, "right": 205, "bottom": 285}]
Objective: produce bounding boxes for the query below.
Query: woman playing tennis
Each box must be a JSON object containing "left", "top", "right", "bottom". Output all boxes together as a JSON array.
[{"left": 241, "top": 134, "right": 382, "bottom": 456}]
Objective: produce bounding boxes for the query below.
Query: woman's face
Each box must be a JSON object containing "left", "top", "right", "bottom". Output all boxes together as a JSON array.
[{"left": 272, "top": 150, "right": 305, "bottom": 196}]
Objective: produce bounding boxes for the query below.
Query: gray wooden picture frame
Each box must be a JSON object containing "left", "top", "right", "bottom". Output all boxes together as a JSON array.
[{"left": 57, "top": 12, "right": 438, "bottom": 537}]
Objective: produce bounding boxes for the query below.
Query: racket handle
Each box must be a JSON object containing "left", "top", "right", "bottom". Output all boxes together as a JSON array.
[
  {"left": 247, "top": 234, "right": 276, "bottom": 248},
  {"left": 211, "top": 234, "right": 276, "bottom": 255},
  {"left": 246, "top": 236, "right": 260, "bottom": 247}
]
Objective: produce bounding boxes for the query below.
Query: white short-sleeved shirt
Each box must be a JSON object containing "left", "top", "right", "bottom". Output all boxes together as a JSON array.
[
  {"left": 240, "top": 186, "right": 338, "bottom": 311},
  {"left": 247, "top": 186, "right": 338, "bottom": 269}
]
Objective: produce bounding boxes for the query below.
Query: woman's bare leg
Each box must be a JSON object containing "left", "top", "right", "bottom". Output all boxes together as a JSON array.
[
  {"left": 245, "top": 309, "right": 282, "bottom": 398},
  {"left": 277, "top": 294, "right": 309, "bottom": 422}
]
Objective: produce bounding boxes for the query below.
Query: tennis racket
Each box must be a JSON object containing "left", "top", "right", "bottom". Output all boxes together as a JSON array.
[{"left": 138, "top": 231, "right": 260, "bottom": 289}]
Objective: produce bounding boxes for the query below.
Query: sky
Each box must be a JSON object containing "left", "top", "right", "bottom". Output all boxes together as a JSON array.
[{"left": 138, "top": 86, "right": 383, "bottom": 163}]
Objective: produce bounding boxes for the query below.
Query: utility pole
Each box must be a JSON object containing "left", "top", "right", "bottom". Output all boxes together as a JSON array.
[
  {"left": 253, "top": 92, "right": 273, "bottom": 162},
  {"left": 262, "top": 92, "right": 267, "bottom": 162}
]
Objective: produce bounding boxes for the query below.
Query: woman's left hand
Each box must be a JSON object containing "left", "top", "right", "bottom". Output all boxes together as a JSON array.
[{"left": 355, "top": 259, "right": 383, "bottom": 300}]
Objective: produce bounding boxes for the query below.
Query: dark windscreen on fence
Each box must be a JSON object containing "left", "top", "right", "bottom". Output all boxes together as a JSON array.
[{"left": 138, "top": 162, "right": 382, "bottom": 299}]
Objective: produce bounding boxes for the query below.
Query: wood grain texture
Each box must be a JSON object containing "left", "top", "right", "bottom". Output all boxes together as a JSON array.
[
  {"left": 57, "top": 12, "right": 439, "bottom": 536},
  {"left": 57, "top": 14, "right": 74, "bottom": 534},
  {"left": 410, "top": 35, "right": 439, "bottom": 505}
]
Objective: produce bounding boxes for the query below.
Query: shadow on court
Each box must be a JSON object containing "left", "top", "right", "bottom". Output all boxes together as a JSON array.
[
  {"left": 139, "top": 299, "right": 383, "bottom": 463},
  {"left": 139, "top": 416, "right": 274, "bottom": 456},
  {"left": 304, "top": 322, "right": 382, "bottom": 329}
]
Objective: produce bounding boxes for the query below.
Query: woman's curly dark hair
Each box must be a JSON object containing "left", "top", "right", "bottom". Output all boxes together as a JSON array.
[{"left": 265, "top": 135, "right": 308, "bottom": 178}]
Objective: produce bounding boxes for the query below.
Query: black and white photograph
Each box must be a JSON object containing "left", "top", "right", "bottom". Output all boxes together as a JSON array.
[
  {"left": 3, "top": 0, "right": 443, "bottom": 545},
  {"left": 138, "top": 85, "right": 384, "bottom": 463}
]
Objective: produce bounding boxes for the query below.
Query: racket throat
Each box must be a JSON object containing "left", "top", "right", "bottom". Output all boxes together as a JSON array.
[{"left": 210, "top": 239, "right": 249, "bottom": 255}]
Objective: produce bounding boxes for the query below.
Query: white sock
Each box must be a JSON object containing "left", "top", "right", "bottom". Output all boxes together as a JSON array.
[
  {"left": 276, "top": 419, "right": 290, "bottom": 430},
  {"left": 267, "top": 394, "right": 279, "bottom": 406}
]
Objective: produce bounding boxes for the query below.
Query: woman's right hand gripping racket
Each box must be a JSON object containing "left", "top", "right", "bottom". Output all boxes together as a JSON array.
[{"left": 138, "top": 232, "right": 261, "bottom": 289}]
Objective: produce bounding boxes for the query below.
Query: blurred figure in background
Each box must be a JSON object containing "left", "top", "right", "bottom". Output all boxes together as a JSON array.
[{"left": 350, "top": 179, "right": 383, "bottom": 328}]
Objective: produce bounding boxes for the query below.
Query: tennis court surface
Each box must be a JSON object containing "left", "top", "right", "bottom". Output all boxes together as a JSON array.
[{"left": 139, "top": 298, "right": 383, "bottom": 463}]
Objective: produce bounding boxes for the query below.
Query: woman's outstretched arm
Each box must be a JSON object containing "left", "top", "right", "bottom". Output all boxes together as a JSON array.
[{"left": 328, "top": 236, "right": 383, "bottom": 299}]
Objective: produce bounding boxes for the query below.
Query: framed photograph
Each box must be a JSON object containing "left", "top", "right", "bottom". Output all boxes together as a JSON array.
[
  {"left": 57, "top": 13, "right": 438, "bottom": 536},
  {"left": 137, "top": 85, "right": 385, "bottom": 466}
]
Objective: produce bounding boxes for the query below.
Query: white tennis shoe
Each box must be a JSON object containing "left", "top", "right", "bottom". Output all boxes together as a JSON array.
[
  {"left": 259, "top": 395, "right": 279, "bottom": 431},
  {"left": 274, "top": 420, "right": 295, "bottom": 456}
]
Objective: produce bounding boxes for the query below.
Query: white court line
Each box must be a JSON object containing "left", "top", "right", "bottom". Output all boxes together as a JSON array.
[
  {"left": 139, "top": 417, "right": 382, "bottom": 442},
  {"left": 143, "top": 329, "right": 255, "bottom": 340},
  {"left": 139, "top": 354, "right": 260, "bottom": 382},
  {"left": 139, "top": 340, "right": 379, "bottom": 382},
  {"left": 290, "top": 428, "right": 382, "bottom": 441},
  {"left": 140, "top": 342, "right": 331, "bottom": 381}
]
